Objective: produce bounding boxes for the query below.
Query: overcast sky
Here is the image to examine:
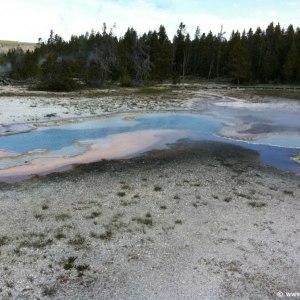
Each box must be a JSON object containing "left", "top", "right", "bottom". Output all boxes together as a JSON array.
[{"left": 1, "top": 0, "right": 300, "bottom": 43}]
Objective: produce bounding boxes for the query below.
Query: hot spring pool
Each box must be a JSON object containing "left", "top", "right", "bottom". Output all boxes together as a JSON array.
[{"left": 0, "top": 101, "right": 300, "bottom": 180}]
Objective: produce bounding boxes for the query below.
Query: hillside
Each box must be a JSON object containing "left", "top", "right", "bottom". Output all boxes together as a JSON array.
[{"left": 0, "top": 40, "right": 36, "bottom": 53}]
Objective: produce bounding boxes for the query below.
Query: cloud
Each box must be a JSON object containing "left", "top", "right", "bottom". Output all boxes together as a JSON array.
[
  {"left": 0, "top": 0, "right": 298, "bottom": 42},
  {"left": 288, "top": 1, "right": 300, "bottom": 7}
]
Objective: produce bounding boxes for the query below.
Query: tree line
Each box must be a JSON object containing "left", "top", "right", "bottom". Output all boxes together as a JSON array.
[{"left": 1, "top": 21, "right": 300, "bottom": 90}]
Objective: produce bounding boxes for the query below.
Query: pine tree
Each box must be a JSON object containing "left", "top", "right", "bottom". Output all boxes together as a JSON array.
[
  {"left": 37, "top": 51, "right": 76, "bottom": 91},
  {"left": 261, "top": 49, "right": 279, "bottom": 82},
  {"left": 227, "top": 40, "right": 250, "bottom": 85},
  {"left": 283, "top": 40, "right": 298, "bottom": 82},
  {"left": 3, "top": 20, "right": 300, "bottom": 85},
  {"left": 173, "top": 22, "right": 187, "bottom": 78},
  {"left": 152, "top": 25, "right": 173, "bottom": 83},
  {"left": 190, "top": 26, "right": 201, "bottom": 76},
  {"left": 119, "top": 28, "right": 151, "bottom": 85}
]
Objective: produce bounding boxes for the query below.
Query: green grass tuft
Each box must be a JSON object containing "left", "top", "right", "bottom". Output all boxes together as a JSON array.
[
  {"left": 132, "top": 217, "right": 153, "bottom": 226},
  {"left": 248, "top": 201, "right": 266, "bottom": 208},
  {"left": 283, "top": 190, "right": 294, "bottom": 196},
  {"left": 245, "top": 89, "right": 300, "bottom": 101},
  {"left": 63, "top": 256, "right": 78, "bottom": 270},
  {"left": 121, "top": 185, "right": 130, "bottom": 190},
  {"left": 136, "top": 87, "right": 172, "bottom": 94},
  {"left": 0, "top": 236, "right": 8, "bottom": 246},
  {"left": 85, "top": 211, "right": 101, "bottom": 219},
  {"left": 68, "top": 235, "right": 85, "bottom": 245},
  {"left": 99, "top": 230, "right": 113, "bottom": 240},
  {"left": 18, "top": 238, "right": 53, "bottom": 249},
  {"left": 55, "top": 213, "right": 71, "bottom": 221},
  {"left": 55, "top": 232, "right": 66, "bottom": 239},
  {"left": 224, "top": 197, "right": 232, "bottom": 203},
  {"left": 75, "top": 264, "right": 90, "bottom": 271}
]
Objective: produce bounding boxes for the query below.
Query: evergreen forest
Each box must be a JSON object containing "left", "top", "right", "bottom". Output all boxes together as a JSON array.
[{"left": 1, "top": 21, "right": 300, "bottom": 91}]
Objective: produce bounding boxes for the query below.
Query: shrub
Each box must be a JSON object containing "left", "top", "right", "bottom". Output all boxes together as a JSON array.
[
  {"left": 120, "top": 74, "right": 133, "bottom": 87},
  {"left": 35, "top": 52, "right": 79, "bottom": 92}
]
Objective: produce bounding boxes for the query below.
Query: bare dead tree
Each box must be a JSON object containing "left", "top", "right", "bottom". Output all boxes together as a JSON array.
[
  {"left": 130, "top": 38, "right": 152, "bottom": 84},
  {"left": 182, "top": 49, "right": 191, "bottom": 86},
  {"left": 216, "top": 25, "right": 226, "bottom": 78},
  {"left": 93, "top": 23, "right": 118, "bottom": 86},
  {"left": 0, "top": 76, "right": 10, "bottom": 85},
  {"left": 207, "top": 59, "right": 214, "bottom": 80}
]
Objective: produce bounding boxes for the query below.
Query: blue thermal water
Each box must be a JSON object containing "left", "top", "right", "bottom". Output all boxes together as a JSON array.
[
  {"left": 0, "top": 114, "right": 223, "bottom": 153},
  {"left": 0, "top": 112, "right": 299, "bottom": 174}
]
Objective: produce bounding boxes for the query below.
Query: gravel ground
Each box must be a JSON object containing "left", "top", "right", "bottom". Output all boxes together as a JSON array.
[
  {"left": 0, "top": 141, "right": 300, "bottom": 299},
  {"left": 0, "top": 86, "right": 196, "bottom": 125}
]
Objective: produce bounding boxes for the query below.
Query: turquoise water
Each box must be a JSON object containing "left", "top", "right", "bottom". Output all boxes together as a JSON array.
[
  {"left": 0, "top": 112, "right": 300, "bottom": 174},
  {"left": 0, "top": 114, "right": 222, "bottom": 153}
]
